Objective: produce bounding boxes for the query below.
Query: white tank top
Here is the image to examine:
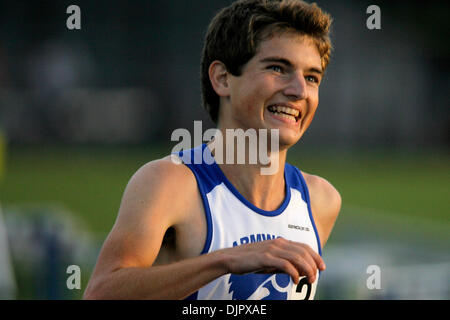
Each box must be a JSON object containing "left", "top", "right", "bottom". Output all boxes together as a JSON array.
[{"left": 179, "top": 144, "right": 322, "bottom": 300}]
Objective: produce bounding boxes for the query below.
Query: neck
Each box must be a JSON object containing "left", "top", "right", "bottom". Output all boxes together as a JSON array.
[{"left": 206, "top": 128, "right": 288, "bottom": 211}]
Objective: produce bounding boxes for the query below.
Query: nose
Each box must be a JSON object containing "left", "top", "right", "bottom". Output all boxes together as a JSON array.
[{"left": 283, "top": 72, "right": 307, "bottom": 100}]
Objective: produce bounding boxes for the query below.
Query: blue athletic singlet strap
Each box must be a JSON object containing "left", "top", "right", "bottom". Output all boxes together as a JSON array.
[
  {"left": 178, "top": 144, "right": 223, "bottom": 194},
  {"left": 177, "top": 144, "right": 222, "bottom": 301},
  {"left": 285, "top": 164, "right": 322, "bottom": 256}
]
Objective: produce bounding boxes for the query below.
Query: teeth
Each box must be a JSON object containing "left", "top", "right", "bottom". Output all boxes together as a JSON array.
[
  {"left": 269, "top": 105, "right": 299, "bottom": 117},
  {"left": 269, "top": 110, "right": 297, "bottom": 122},
  {"left": 277, "top": 112, "right": 296, "bottom": 122}
]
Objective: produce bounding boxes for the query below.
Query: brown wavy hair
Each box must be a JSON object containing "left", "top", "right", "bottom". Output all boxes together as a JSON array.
[{"left": 201, "top": 0, "right": 333, "bottom": 124}]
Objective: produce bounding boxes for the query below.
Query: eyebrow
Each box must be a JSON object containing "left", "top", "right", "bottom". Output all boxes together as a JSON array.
[{"left": 259, "top": 56, "right": 323, "bottom": 75}]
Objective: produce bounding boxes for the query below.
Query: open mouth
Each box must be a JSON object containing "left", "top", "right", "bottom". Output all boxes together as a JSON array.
[{"left": 267, "top": 105, "right": 301, "bottom": 123}]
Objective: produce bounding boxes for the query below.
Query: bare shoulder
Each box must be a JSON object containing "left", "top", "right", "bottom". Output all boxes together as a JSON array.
[
  {"left": 93, "top": 155, "right": 199, "bottom": 272},
  {"left": 302, "top": 172, "right": 341, "bottom": 211},
  {"left": 302, "top": 172, "right": 342, "bottom": 247},
  {"left": 131, "top": 154, "right": 196, "bottom": 189},
  {"left": 127, "top": 155, "right": 197, "bottom": 199},
  {"left": 118, "top": 154, "right": 199, "bottom": 227}
]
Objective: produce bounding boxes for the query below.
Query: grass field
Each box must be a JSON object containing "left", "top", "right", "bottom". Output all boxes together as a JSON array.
[
  {"left": 0, "top": 144, "right": 449, "bottom": 299},
  {"left": 0, "top": 144, "right": 449, "bottom": 237}
]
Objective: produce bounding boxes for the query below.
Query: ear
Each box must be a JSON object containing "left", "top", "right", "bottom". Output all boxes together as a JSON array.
[{"left": 208, "top": 61, "right": 230, "bottom": 97}]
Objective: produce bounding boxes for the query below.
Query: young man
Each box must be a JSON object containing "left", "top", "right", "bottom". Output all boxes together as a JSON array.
[{"left": 84, "top": 0, "right": 341, "bottom": 300}]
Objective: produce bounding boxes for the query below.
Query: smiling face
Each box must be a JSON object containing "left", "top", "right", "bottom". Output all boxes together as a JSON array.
[{"left": 218, "top": 32, "right": 323, "bottom": 149}]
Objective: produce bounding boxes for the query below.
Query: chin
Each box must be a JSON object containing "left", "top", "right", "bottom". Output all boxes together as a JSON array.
[{"left": 278, "top": 132, "right": 302, "bottom": 149}]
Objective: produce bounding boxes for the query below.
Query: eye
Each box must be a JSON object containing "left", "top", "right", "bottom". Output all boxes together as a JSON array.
[
  {"left": 268, "top": 65, "right": 284, "bottom": 73},
  {"left": 305, "top": 75, "right": 319, "bottom": 83}
]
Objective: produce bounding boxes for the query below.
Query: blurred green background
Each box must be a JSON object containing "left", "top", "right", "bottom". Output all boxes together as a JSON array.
[
  {"left": 2, "top": 145, "right": 449, "bottom": 236},
  {"left": 0, "top": 0, "right": 449, "bottom": 300},
  {"left": 0, "top": 143, "right": 448, "bottom": 299}
]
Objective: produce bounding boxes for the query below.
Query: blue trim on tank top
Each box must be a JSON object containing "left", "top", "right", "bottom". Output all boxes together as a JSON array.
[
  {"left": 177, "top": 144, "right": 217, "bottom": 256},
  {"left": 295, "top": 168, "right": 323, "bottom": 257},
  {"left": 205, "top": 145, "right": 291, "bottom": 217},
  {"left": 178, "top": 144, "right": 323, "bottom": 295}
]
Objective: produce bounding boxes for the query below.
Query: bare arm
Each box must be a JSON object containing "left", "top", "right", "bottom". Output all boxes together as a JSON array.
[
  {"left": 84, "top": 158, "right": 326, "bottom": 300},
  {"left": 84, "top": 250, "right": 229, "bottom": 300},
  {"left": 83, "top": 158, "right": 230, "bottom": 299},
  {"left": 305, "top": 173, "right": 341, "bottom": 248}
]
